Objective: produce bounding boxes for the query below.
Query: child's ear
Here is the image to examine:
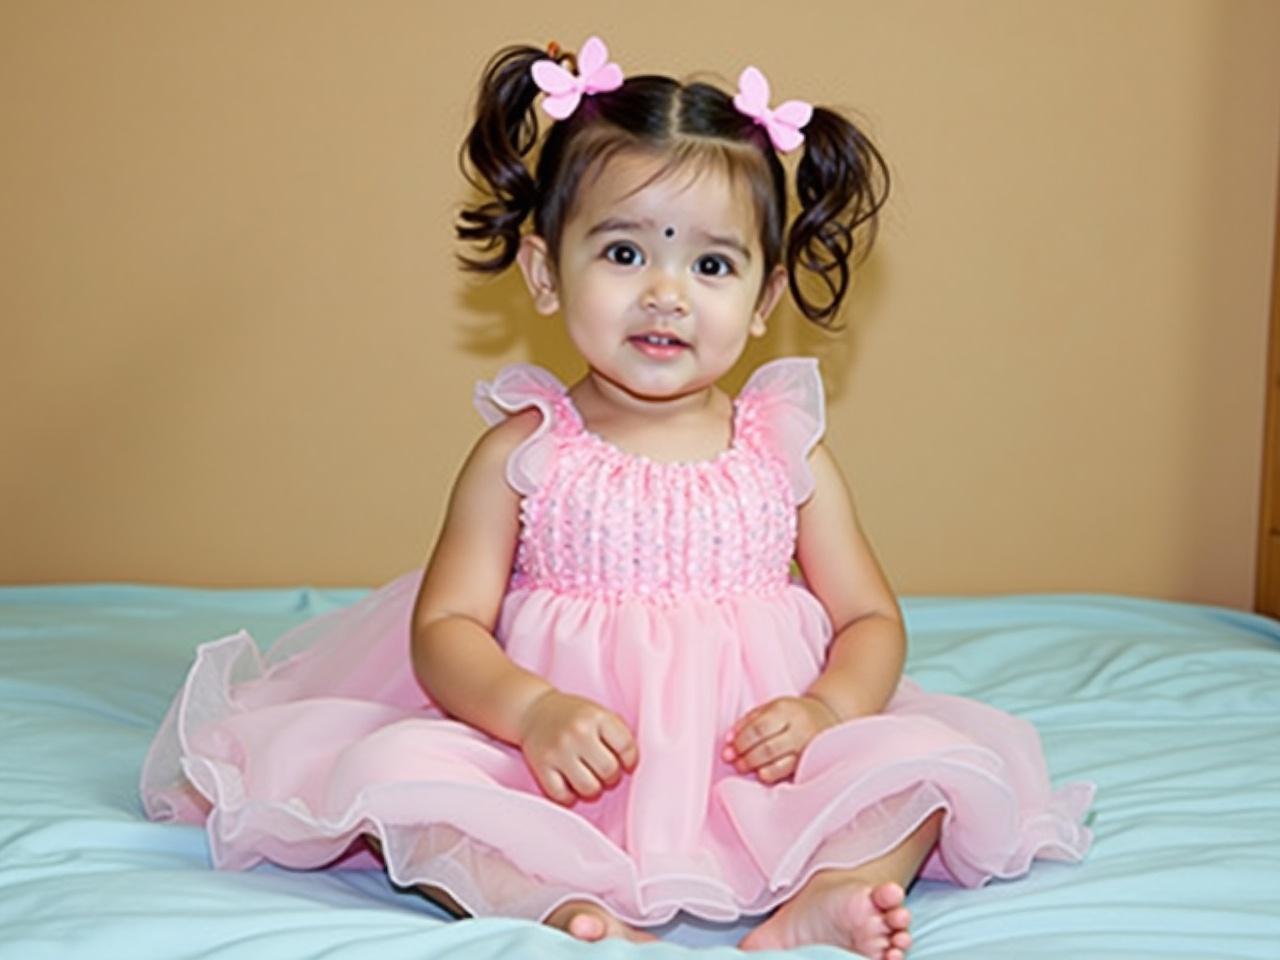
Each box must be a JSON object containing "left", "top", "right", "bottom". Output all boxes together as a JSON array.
[
  {"left": 750, "top": 266, "right": 789, "bottom": 337},
  {"left": 516, "top": 235, "right": 560, "bottom": 315}
]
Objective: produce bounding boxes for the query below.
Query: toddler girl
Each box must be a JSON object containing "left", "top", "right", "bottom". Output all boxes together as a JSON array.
[{"left": 141, "top": 35, "right": 1094, "bottom": 959}]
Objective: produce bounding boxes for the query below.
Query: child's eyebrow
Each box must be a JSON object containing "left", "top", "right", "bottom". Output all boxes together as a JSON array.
[
  {"left": 585, "top": 216, "right": 651, "bottom": 237},
  {"left": 700, "top": 232, "right": 752, "bottom": 263},
  {"left": 585, "top": 217, "right": 752, "bottom": 262}
]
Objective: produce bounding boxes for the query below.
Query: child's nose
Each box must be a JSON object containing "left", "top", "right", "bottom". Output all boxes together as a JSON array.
[{"left": 641, "top": 273, "right": 689, "bottom": 316}]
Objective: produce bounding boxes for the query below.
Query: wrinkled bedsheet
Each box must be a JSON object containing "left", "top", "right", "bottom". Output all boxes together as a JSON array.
[{"left": 1, "top": 583, "right": 1277, "bottom": 959}]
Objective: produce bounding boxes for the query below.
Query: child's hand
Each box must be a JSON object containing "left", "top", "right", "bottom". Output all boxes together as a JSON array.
[
  {"left": 517, "top": 690, "right": 639, "bottom": 805},
  {"left": 722, "top": 696, "right": 841, "bottom": 784}
]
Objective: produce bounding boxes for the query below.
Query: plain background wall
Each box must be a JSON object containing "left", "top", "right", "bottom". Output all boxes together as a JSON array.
[{"left": 2, "top": 1, "right": 1278, "bottom": 608}]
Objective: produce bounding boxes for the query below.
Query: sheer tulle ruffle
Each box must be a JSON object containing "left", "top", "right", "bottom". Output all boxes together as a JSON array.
[{"left": 141, "top": 574, "right": 1094, "bottom": 925}]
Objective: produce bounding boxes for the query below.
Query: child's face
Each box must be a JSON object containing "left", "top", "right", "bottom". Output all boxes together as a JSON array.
[{"left": 518, "top": 151, "right": 786, "bottom": 404}]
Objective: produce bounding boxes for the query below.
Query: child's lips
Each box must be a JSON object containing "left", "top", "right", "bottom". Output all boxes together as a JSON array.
[
  {"left": 628, "top": 333, "right": 689, "bottom": 360},
  {"left": 629, "top": 330, "right": 688, "bottom": 346}
]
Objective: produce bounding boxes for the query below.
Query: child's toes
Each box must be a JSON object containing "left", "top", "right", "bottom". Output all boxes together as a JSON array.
[
  {"left": 871, "top": 882, "right": 905, "bottom": 912},
  {"left": 885, "top": 905, "right": 911, "bottom": 931},
  {"left": 863, "top": 934, "right": 890, "bottom": 958},
  {"left": 890, "top": 929, "right": 913, "bottom": 951},
  {"left": 567, "top": 913, "right": 606, "bottom": 941}
]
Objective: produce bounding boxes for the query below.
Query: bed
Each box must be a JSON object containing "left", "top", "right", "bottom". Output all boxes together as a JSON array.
[{"left": 1, "top": 580, "right": 1277, "bottom": 959}]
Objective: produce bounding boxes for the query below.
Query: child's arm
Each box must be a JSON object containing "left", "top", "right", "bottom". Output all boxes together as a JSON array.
[
  {"left": 795, "top": 442, "right": 906, "bottom": 720},
  {"left": 410, "top": 411, "right": 552, "bottom": 745},
  {"left": 724, "top": 442, "right": 905, "bottom": 783},
  {"left": 410, "top": 413, "right": 638, "bottom": 804}
]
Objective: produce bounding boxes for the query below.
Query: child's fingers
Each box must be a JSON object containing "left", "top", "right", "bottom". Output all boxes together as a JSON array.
[
  {"left": 734, "top": 726, "right": 793, "bottom": 773},
  {"left": 727, "top": 708, "right": 788, "bottom": 758},
  {"left": 727, "top": 703, "right": 762, "bottom": 733},
  {"left": 539, "top": 767, "right": 574, "bottom": 805},
  {"left": 754, "top": 753, "right": 798, "bottom": 784},
  {"left": 599, "top": 715, "right": 639, "bottom": 770},
  {"left": 580, "top": 736, "right": 623, "bottom": 787},
  {"left": 726, "top": 703, "right": 767, "bottom": 743},
  {"left": 559, "top": 757, "right": 604, "bottom": 801}
]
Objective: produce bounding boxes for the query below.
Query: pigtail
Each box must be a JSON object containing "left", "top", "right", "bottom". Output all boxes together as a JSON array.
[
  {"left": 455, "top": 45, "right": 560, "bottom": 273},
  {"left": 786, "top": 108, "right": 891, "bottom": 326}
]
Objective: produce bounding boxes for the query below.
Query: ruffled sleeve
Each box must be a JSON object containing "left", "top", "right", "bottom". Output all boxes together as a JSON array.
[
  {"left": 737, "top": 356, "right": 826, "bottom": 504},
  {"left": 472, "top": 363, "right": 569, "bottom": 496}
]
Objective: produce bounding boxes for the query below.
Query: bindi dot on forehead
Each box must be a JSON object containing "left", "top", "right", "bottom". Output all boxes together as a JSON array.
[{"left": 663, "top": 226, "right": 676, "bottom": 239}]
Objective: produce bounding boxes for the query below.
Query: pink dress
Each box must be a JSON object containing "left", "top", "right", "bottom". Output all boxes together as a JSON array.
[{"left": 141, "top": 357, "right": 1093, "bottom": 926}]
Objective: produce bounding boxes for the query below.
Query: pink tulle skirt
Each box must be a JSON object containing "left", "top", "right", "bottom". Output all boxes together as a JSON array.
[{"left": 141, "top": 570, "right": 1093, "bottom": 925}]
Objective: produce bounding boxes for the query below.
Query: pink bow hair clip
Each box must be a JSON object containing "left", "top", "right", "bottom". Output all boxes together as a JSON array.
[
  {"left": 733, "top": 66, "right": 813, "bottom": 153},
  {"left": 531, "top": 36, "right": 624, "bottom": 120}
]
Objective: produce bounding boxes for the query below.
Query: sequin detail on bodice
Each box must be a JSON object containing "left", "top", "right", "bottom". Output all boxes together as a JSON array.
[{"left": 510, "top": 394, "right": 796, "bottom": 602}]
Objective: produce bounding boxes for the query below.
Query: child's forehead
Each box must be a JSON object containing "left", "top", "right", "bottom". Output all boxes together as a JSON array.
[{"left": 573, "top": 151, "right": 757, "bottom": 227}]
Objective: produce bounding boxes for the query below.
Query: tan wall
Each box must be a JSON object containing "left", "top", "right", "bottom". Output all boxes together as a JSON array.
[{"left": 2, "top": 1, "right": 1278, "bottom": 608}]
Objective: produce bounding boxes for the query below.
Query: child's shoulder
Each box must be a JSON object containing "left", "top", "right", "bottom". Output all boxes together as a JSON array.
[
  {"left": 469, "top": 408, "right": 543, "bottom": 471},
  {"left": 440, "top": 412, "right": 541, "bottom": 512}
]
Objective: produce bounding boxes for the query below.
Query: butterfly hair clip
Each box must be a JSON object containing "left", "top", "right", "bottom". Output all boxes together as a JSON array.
[
  {"left": 732, "top": 66, "right": 813, "bottom": 153},
  {"left": 531, "top": 36, "right": 624, "bottom": 120}
]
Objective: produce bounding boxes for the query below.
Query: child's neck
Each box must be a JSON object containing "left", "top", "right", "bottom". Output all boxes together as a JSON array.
[
  {"left": 572, "top": 369, "right": 722, "bottom": 427},
  {"left": 569, "top": 369, "right": 735, "bottom": 464}
]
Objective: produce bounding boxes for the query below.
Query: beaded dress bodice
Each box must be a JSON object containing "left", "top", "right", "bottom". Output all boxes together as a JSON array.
[
  {"left": 472, "top": 358, "right": 825, "bottom": 605},
  {"left": 510, "top": 393, "right": 796, "bottom": 602}
]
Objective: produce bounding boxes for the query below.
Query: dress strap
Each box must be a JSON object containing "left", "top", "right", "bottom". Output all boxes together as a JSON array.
[
  {"left": 737, "top": 357, "right": 826, "bottom": 503},
  {"left": 473, "top": 363, "right": 571, "bottom": 496}
]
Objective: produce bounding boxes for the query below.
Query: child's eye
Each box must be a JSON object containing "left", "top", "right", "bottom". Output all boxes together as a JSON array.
[
  {"left": 603, "top": 242, "right": 644, "bottom": 267},
  {"left": 694, "top": 254, "right": 735, "bottom": 277}
]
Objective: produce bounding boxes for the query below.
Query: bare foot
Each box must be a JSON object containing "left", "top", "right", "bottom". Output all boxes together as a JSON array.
[
  {"left": 544, "top": 899, "right": 659, "bottom": 944},
  {"left": 739, "top": 876, "right": 912, "bottom": 960}
]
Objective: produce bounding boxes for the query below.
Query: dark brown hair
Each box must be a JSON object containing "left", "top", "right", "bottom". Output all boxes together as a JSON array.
[{"left": 456, "top": 43, "right": 890, "bottom": 326}]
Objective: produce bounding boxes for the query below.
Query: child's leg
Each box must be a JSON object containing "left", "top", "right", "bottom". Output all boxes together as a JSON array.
[
  {"left": 418, "top": 881, "right": 470, "bottom": 918},
  {"left": 739, "top": 809, "right": 944, "bottom": 960},
  {"left": 364, "top": 835, "right": 471, "bottom": 917},
  {"left": 363, "top": 833, "right": 657, "bottom": 943}
]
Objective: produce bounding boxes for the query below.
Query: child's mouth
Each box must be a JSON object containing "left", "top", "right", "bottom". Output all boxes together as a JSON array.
[{"left": 628, "top": 333, "right": 689, "bottom": 359}]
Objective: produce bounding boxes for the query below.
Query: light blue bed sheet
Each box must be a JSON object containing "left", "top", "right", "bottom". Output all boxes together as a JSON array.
[{"left": 1, "top": 582, "right": 1277, "bottom": 959}]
